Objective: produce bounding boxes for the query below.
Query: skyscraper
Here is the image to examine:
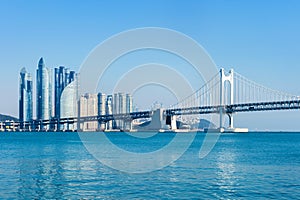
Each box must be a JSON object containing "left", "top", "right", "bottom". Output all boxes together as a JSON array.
[
  {"left": 79, "top": 93, "right": 98, "bottom": 131},
  {"left": 126, "top": 94, "right": 133, "bottom": 114},
  {"left": 106, "top": 95, "right": 113, "bottom": 130},
  {"left": 113, "top": 93, "right": 120, "bottom": 129},
  {"left": 125, "top": 94, "right": 133, "bottom": 130},
  {"left": 54, "top": 66, "right": 76, "bottom": 120},
  {"left": 97, "top": 93, "right": 106, "bottom": 130},
  {"left": 113, "top": 93, "right": 126, "bottom": 129},
  {"left": 119, "top": 93, "right": 126, "bottom": 129},
  {"left": 119, "top": 93, "right": 126, "bottom": 114},
  {"left": 36, "top": 57, "right": 52, "bottom": 122},
  {"left": 112, "top": 92, "right": 132, "bottom": 130},
  {"left": 60, "top": 75, "right": 78, "bottom": 131},
  {"left": 19, "top": 67, "right": 33, "bottom": 127}
]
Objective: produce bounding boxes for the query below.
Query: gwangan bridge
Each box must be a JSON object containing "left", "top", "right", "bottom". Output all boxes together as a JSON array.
[{"left": 1, "top": 68, "right": 300, "bottom": 132}]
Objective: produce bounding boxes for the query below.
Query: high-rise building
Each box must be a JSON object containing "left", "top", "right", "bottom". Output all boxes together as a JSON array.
[
  {"left": 119, "top": 93, "right": 126, "bottom": 129},
  {"left": 112, "top": 93, "right": 126, "bottom": 129},
  {"left": 60, "top": 75, "right": 78, "bottom": 131},
  {"left": 97, "top": 93, "right": 106, "bottom": 130},
  {"left": 113, "top": 93, "right": 119, "bottom": 129},
  {"left": 113, "top": 93, "right": 119, "bottom": 115},
  {"left": 106, "top": 95, "right": 113, "bottom": 130},
  {"left": 126, "top": 94, "right": 133, "bottom": 114},
  {"left": 79, "top": 93, "right": 98, "bottom": 131},
  {"left": 54, "top": 66, "right": 76, "bottom": 120},
  {"left": 119, "top": 93, "right": 126, "bottom": 114},
  {"left": 125, "top": 94, "right": 133, "bottom": 130},
  {"left": 36, "top": 57, "right": 52, "bottom": 122},
  {"left": 19, "top": 68, "right": 33, "bottom": 127},
  {"left": 77, "top": 92, "right": 133, "bottom": 131},
  {"left": 112, "top": 92, "right": 132, "bottom": 130}
]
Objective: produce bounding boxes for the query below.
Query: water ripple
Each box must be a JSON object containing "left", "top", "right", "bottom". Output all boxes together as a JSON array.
[{"left": 0, "top": 132, "right": 299, "bottom": 199}]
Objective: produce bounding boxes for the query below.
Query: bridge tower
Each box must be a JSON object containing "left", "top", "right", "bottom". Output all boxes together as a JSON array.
[{"left": 220, "top": 68, "right": 234, "bottom": 129}]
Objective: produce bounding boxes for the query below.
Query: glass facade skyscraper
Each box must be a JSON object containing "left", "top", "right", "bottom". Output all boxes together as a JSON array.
[
  {"left": 125, "top": 94, "right": 133, "bottom": 130},
  {"left": 112, "top": 92, "right": 133, "bottom": 130},
  {"left": 36, "top": 58, "right": 52, "bottom": 121},
  {"left": 18, "top": 58, "right": 79, "bottom": 131},
  {"left": 97, "top": 93, "right": 106, "bottom": 130},
  {"left": 54, "top": 66, "right": 75, "bottom": 120},
  {"left": 106, "top": 95, "right": 113, "bottom": 130},
  {"left": 60, "top": 77, "right": 78, "bottom": 130},
  {"left": 126, "top": 94, "right": 133, "bottom": 114},
  {"left": 19, "top": 67, "right": 33, "bottom": 126}
]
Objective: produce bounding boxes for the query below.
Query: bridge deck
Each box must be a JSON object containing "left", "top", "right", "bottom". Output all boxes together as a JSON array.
[
  {"left": 3, "top": 100, "right": 300, "bottom": 131},
  {"left": 166, "top": 100, "right": 300, "bottom": 116}
]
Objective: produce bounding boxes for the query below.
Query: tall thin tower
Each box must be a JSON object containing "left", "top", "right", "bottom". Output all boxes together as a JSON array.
[
  {"left": 36, "top": 57, "right": 52, "bottom": 121},
  {"left": 19, "top": 67, "right": 33, "bottom": 127}
]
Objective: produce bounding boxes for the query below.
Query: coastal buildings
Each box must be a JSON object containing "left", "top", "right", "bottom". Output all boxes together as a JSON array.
[
  {"left": 79, "top": 93, "right": 98, "bottom": 131},
  {"left": 97, "top": 93, "right": 106, "bottom": 130},
  {"left": 54, "top": 66, "right": 76, "bottom": 120},
  {"left": 19, "top": 68, "right": 33, "bottom": 127},
  {"left": 79, "top": 92, "right": 134, "bottom": 131},
  {"left": 125, "top": 94, "right": 133, "bottom": 130},
  {"left": 36, "top": 58, "right": 52, "bottom": 122},
  {"left": 60, "top": 76, "right": 78, "bottom": 131},
  {"left": 18, "top": 57, "right": 134, "bottom": 132},
  {"left": 54, "top": 66, "right": 77, "bottom": 131},
  {"left": 106, "top": 95, "right": 113, "bottom": 130},
  {"left": 113, "top": 93, "right": 126, "bottom": 129}
]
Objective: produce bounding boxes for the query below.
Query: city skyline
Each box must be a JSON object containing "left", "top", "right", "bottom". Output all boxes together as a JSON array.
[
  {"left": 18, "top": 57, "right": 136, "bottom": 131},
  {"left": 15, "top": 57, "right": 300, "bottom": 133},
  {"left": 1, "top": 1, "right": 300, "bottom": 130},
  {"left": 21, "top": 58, "right": 78, "bottom": 121}
]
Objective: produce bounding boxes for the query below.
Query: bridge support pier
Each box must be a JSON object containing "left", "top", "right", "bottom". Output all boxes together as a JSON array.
[
  {"left": 170, "top": 115, "right": 177, "bottom": 130},
  {"left": 125, "top": 120, "right": 133, "bottom": 131}
]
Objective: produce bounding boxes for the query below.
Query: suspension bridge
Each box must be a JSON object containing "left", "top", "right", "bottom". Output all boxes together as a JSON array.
[
  {"left": 2, "top": 68, "right": 300, "bottom": 132},
  {"left": 166, "top": 68, "right": 300, "bottom": 132}
]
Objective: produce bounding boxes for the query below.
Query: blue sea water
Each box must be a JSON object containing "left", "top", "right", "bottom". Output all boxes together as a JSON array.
[{"left": 0, "top": 132, "right": 299, "bottom": 199}]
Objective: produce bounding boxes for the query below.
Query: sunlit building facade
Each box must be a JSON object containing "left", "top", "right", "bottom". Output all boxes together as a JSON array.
[
  {"left": 126, "top": 94, "right": 133, "bottom": 114},
  {"left": 106, "top": 95, "right": 113, "bottom": 130},
  {"left": 54, "top": 66, "right": 76, "bottom": 120},
  {"left": 19, "top": 67, "right": 33, "bottom": 126},
  {"left": 112, "top": 92, "right": 133, "bottom": 130},
  {"left": 112, "top": 93, "right": 126, "bottom": 129},
  {"left": 36, "top": 57, "right": 52, "bottom": 122},
  {"left": 97, "top": 93, "right": 106, "bottom": 130},
  {"left": 78, "top": 92, "right": 133, "bottom": 131},
  {"left": 125, "top": 94, "right": 133, "bottom": 130},
  {"left": 79, "top": 93, "right": 98, "bottom": 131},
  {"left": 60, "top": 77, "right": 78, "bottom": 131}
]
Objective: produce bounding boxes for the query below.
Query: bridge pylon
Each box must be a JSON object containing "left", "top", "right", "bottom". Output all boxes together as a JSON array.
[
  {"left": 220, "top": 68, "right": 234, "bottom": 129},
  {"left": 218, "top": 68, "right": 248, "bottom": 132}
]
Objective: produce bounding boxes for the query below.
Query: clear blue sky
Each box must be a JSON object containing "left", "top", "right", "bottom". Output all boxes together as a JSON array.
[{"left": 1, "top": 0, "right": 300, "bottom": 130}]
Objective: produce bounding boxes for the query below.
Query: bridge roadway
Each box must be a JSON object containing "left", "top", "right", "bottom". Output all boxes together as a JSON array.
[
  {"left": 165, "top": 100, "right": 300, "bottom": 116},
  {"left": 20, "top": 110, "right": 153, "bottom": 127},
  {"left": 40, "top": 99, "right": 300, "bottom": 124},
  {"left": 4, "top": 100, "right": 300, "bottom": 131},
  {"left": 79, "top": 110, "right": 152, "bottom": 122}
]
